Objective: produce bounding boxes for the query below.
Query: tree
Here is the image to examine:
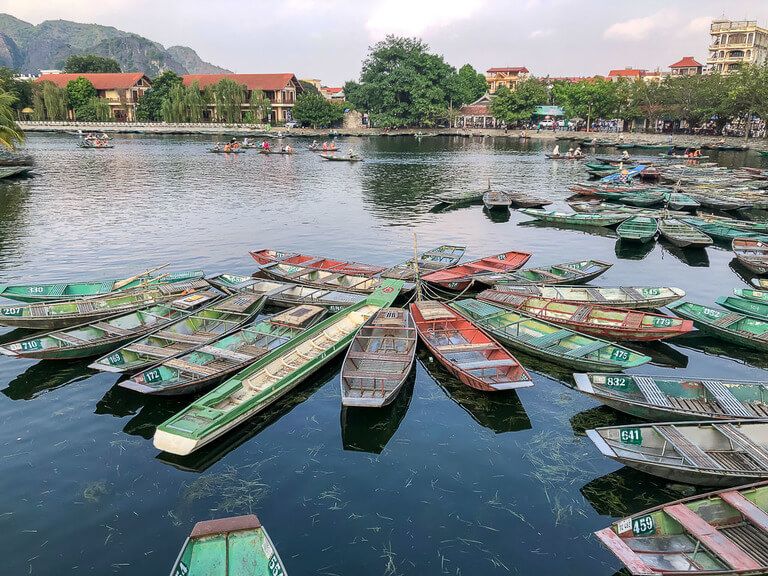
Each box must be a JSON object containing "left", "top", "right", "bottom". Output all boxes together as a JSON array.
[
  {"left": 247, "top": 89, "right": 270, "bottom": 123},
  {"left": 490, "top": 80, "right": 547, "bottom": 124},
  {"left": 0, "top": 67, "right": 32, "bottom": 116},
  {"left": 453, "top": 64, "right": 487, "bottom": 106},
  {"left": 664, "top": 74, "right": 725, "bottom": 130},
  {"left": 75, "top": 97, "right": 111, "bottom": 121},
  {"left": 0, "top": 90, "right": 23, "bottom": 149},
  {"left": 299, "top": 81, "right": 320, "bottom": 95},
  {"left": 210, "top": 78, "right": 246, "bottom": 123},
  {"left": 292, "top": 92, "right": 344, "bottom": 128},
  {"left": 66, "top": 77, "right": 97, "bottom": 118},
  {"left": 552, "top": 79, "right": 618, "bottom": 131},
  {"left": 344, "top": 35, "right": 457, "bottom": 127},
  {"left": 160, "top": 82, "right": 188, "bottom": 122},
  {"left": 629, "top": 80, "right": 668, "bottom": 132},
  {"left": 63, "top": 55, "right": 121, "bottom": 73},
  {"left": 725, "top": 65, "right": 768, "bottom": 140},
  {"left": 33, "top": 81, "right": 68, "bottom": 121},
  {"left": 136, "top": 71, "right": 182, "bottom": 121}
]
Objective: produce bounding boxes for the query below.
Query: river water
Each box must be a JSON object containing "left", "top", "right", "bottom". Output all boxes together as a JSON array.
[{"left": 0, "top": 133, "right": 766, "bottom": 575}]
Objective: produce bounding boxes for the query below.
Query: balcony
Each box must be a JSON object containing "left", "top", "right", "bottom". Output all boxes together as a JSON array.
[{"left": 711, "top": 21, "right": 757, "bottom": 32}]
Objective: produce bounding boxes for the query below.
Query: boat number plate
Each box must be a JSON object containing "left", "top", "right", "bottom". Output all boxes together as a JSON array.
[
  {"left": 619, "top": 428, "right": 642, "bottom": 445},
  {"left": 1, "top": 307, "right": 22, "bottom": 316},
  {"left": 611, "top": 349, "right": 630, "bottom": 361},
  {"left": 143, "top": 369, "right": 162, "bottom": 383},
  {"left": 640, "top": 288, "right": 660, "bottom": 296},
  {"left": 605, "top": 376, "right": 628, "bottom": 388},
  {"left": 616, "top": 518, "right": 632, "bottom": 534},
  {"left": 108, "top": 352, "right": 124, "bottom": 365},
  {"left": 268, "top": 555, "right": 284, "bottom": 576},
  {"left": 631, "top": 514, "right": 655, "bottom": 536},
  {"left": 702, "top": 308, "right": 721, "bottom": 318},
  {"left": 652, "top": 317, "right": 673, "bottom": 327},
  {"left": 27, "top": 286, "right": 45, "bottom": 293},
  {"left": 382, "top": 286, "right": 394, "bottom": 293}
]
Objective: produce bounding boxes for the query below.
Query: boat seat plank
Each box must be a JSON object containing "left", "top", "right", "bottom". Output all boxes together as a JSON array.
[
  {"left": 586, "top": 287, "right": 608, "bottom": 302},
  {"left": 620, "top": 287, "right": 644, "bottom": 301},
  {"left": 165, "top": 358, "right": 220, "bottom": 376},
  {"left": 634, "top": 376, "right": 672, "bottom": 407},
  {"left": 715, "top": 313, "right": 742, "bottom": 327},
  {"left": 571, "top": 306, "right": 592, "bottom": 323},
  {"left": 51, "top": 332, "right": 86, "bottom": 345},
  {"left": 214, "top": 294, "right": 261, "bottom": 313},
  {"left": 720, "top": 491, "right": 768, "bottom": 533},
  {"left": 124, "top": 343, "right": 177, "bottom": 358},
  {"left": 437, "top": 342, "right": 495, "bottom": 353},
  {"left": 456, "top": 359, "right": 516, "bottom": 370},
  {"left": 713, "top": 424, "right": 768, "bottom": 469},
  {"left": 154, "top": 331, "right": 211, "bottom": 344},
  {"left": 91, "top": 322, "right": 133, "bottom": 336},
  {"left": 663, "top": 503, "right": 761, "bottom": 570},
  {"left": 196, "top": 345, "right": 256, "bottom": 363},
  {"left": 566, "top": 340, "right": 608, "bottom": 358},
  {"left": 653, "top": 425, "right": 723, "bottom": 469},
  {"left": 343, "top": 369, "right": 402, "bottom": 379},
  {"left": 347, "top": 350, "right": 413, "bottom": 362},
  {"left": 702, "top": 380, "right": 753, "bottom": 417},
  {"left": 529, "top": 329, "right": 572, "bottom": 348},
  {"left": 76, "top": 301, "right": 97, "bottom": 314}
]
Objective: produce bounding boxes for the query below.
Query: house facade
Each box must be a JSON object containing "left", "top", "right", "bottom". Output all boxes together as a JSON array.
[
  {"left": 35, "top": 72, "right": 151, "bottom": 121},
  {"left": 485, "top": 67, "right": 530, "bottom": 93},
  {"left": 669, "top": 56, "right": 703, "bottom": 76},
  {"left": 708, "top": 19, "right": 768, "bottom": 73},
  {"left": 182, "top": 73, "right": 303, "bottom": 124},
  {"left": 454, "top": 93, "right": 499, "bottom": 128}
]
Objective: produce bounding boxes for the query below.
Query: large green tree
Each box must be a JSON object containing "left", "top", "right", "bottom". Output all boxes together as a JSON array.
[
  {"left": 344, "top": 36, "right": 458, "bottom": 127},
  {"left": 136, "top": 71, "right": 182, "bottom": 121},
  {"left": 0, "top": 90, "right": 23, "bottom": 149},
  {"left": 452, "top": 64, "right": 487, "bottom": 106},
  {"left": 247, "top": 89, "right": 271, "bottom": 123},
  {"left": 552, "top": 79, "right": 618, "bottom": 130},
  {"left": 75, "top": 97, "right": 111, "bottom": 121},
  {"left": 63, "top": 55, "right": 122, "bottom": 73},
  {"left": 66, "top": 77, "right": 97, "bottom": 118},
  {"left": 0, "top": 67, "right": 32, "bottom": 115},
  {"left": 725, "top": 65, "right": 768, "bottom": 139},
  {"left": 33, "top": 81, "right": 68, "bottom": 121},
  {"left": 292, "top": 92, "right": 344, "bottom": 127},
  {"left": 490, "top": 80, "right": 547, "bottom": 124},
  {"left": 210, "top": 78, "right": 246, "bottom": 123}
]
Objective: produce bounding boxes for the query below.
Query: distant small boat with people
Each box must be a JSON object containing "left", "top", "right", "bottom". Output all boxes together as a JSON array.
[
  {"left": 77, "top": 131, "right": 113, "bottom": 149},
  {"left": 209, "top": 138, "right": 246, "bottom": 154}
]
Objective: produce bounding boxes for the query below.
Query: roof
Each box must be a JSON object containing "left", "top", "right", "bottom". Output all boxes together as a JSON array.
[
  {"left": 670, "top": 56, "right": 703, "bottom": 69},
  {"left": 323, "top": 87, "right": 343, "bottom": 94},
  {"left": 182, "top": 73, "right": 300, "bottom": 92},
  {"left": 459, "top": 105, "right": 491, "bottom": 116},
  {"left": 607, "top": 68, "right": 646, "bottom": 78},
  {"left": 35, "top": 73, "right": 149, "bottom": 89},
  {"left": 487, "top": 67, "right": 529, "bottom": 74}
]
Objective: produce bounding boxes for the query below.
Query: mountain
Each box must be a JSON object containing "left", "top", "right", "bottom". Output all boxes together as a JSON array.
[{"left": 0, "top": 14, "right": 230, "bottom": 76}]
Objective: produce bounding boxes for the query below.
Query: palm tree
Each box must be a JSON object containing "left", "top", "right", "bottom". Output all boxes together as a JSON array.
[{"left": 0, "top": 91, "right": 23, "bottom": 150}]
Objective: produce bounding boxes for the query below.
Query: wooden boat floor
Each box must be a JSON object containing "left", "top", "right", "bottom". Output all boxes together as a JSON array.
[
  {"left": 124, "top": 343, "right": 178, "bottom": 358},
  {"left": 165, "top": 358, "right": 220, "bottom": 377},
  {"left": 92, "top": 321, "right": 134, "bottom": 336}
]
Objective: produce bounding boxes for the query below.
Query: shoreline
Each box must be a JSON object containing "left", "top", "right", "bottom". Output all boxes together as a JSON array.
[{"left": 18, "top": 122, "right": 766, "bottom": 150}]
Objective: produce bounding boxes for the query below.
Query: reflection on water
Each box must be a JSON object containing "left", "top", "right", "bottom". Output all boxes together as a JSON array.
[
  {"left": 482, "top": 206, "right": 511, "bottom": 223},
  {"left": 659, "top": 242, "right": 711, "bottom": 267},
  {"left": 2, "top": 358, "right": 94, "bottom": 400},
  {"left": 673, "top": 332, "right": 768, "bottom": 369},
  {"left": 569, "top": 405, "right": 639, "bottom": 436},
  {"left": 729, "top": 258, "right": 759, "bottom": 286},
  {"left": 633, "top": 340, "right": 689, "bottom": 369},
  {"left": 340, "top": 372, "right": 414, "bottom": 453},
  {"left": 614, "top": 239, "right": 655, "bottom": 261}
]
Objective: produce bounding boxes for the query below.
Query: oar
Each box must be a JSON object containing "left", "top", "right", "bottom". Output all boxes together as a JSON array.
[{"left": 113, "top": 264, "right": 170, "bottom": 290}]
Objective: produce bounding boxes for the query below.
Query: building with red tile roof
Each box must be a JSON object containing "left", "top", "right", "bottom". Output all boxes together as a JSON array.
[
  {"left": 35, "top": 72, "right": 151, "bottom": 121},
  {"left": 182, "top": 73, "right": 303, "bottom": 123},
  {"left": 485, "top": 67, "right": 530, "bottom": 93},
  {"left": 607, "top": 68, "right": 647, "bottom": 80},
  {"left": 669, "top": 56, "right": 703, "bottom": 75}
]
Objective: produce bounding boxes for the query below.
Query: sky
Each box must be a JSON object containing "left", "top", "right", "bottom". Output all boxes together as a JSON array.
[{"left": 3, "top": 0, "right": 768, "bottom": 85}]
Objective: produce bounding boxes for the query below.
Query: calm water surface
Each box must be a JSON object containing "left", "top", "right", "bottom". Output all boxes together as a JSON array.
[{"left": 1, "top": 134, "right": 767, "bottom": 575}]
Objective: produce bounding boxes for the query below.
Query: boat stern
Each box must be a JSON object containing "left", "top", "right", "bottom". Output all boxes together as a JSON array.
[
  {"left": 594, "top": 527, "right": 657, "bottom": 576},
  {"left": 586, "top": 429, "right": 617, "bottom": 458},
  {"left": 490, "top": 380, "right": 534, "bottom": 391},
  {"left": 154, "top": 428, "right": 199, "bottom": 456},
  {"left": 0, "top": 345, "right": 18, "bottom": 357},
  {"left": 572, "top": 373, "right": 595, "bottom": 394}
]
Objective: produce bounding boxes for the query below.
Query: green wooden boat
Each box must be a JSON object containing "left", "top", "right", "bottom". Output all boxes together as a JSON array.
[
  {"left": 207, "top": 274, "right": 365, "bottom": 312},
  {"left": 668, "top": 301, "right": 768, "bottom": 351},
  {"left": 584, "top": 163, "right": 616, "bottom": 171},
  {"left": 664, "top": 192, "right": 700, "bottom": 211},
  {"left": 735, "top": 288, "right": 768, "bottom": 304},
  {"left": 658, "top": 218, "right": 713, "bottom": 248},
  {"left": 617, "top": 216, "right": 658, "bottom": 243},
  {"left": 154, "top": 280, "right": 403, "bottom": 455},
  {"left": 573, "top": 373, "right": 768, "bottom": 421},
  {"left": 0, "top": 290, "right": 219, "bottom": 360},
  {"left": 618, "top": 192, "right": 665, "bottom": 208},
  {"left": 482, "top": 259, "right": 613, "bottom": 286},
  {"left": 380, "top": 245, "right": 466, "bottom": 280},
  {"left": 519, "top": 208, "right": 629, "bottom": 227},
  {"left": 0, "top": 279, "right": 210, "bottom": 330},
  {"left": 0, "top": 268, "right": 204, "bottom": 303},
  {"left": 449, "top": 299, "right": 651, "bottom": 371},
  {"left": 121, "top": 305, "right": 327, "bottom": 396},
  {"left": 682, "top": 218, "right": 768, "bottom": 243},
  {"left": 170, "top": 515, "right": 288, "bottom": 576},
  {"left": 716, "top": 295, "right": 768, "bottom": 321},
  {"left": 88, "top": 292, "right": 267, "bottom": 373}
]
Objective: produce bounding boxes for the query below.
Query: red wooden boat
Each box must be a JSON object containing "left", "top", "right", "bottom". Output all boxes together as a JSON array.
[
  {"left": 410, "top": 300, "right": 532, "bottom": 392},
  {"left": 733, "top": 239, "right": 768, "bottom": 275},
  {"left": 421, "top": 250, "right": 531, "bottom": 291},
  {"left": 477, "top": 290, "right": 693, "bottom": 341},
  {"left": 250, "top": 249, "right": 386, "bottom": 276}
]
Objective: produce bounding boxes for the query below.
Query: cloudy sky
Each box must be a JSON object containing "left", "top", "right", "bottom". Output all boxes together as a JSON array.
[{"left": 3, "top": 0, "right": 768, "bottom": 84}]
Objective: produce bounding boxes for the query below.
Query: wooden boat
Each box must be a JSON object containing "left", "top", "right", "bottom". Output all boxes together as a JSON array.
[
  {"left": 733, "top": 239, "right": 768, "bottom": 275},
  {"left": 574, "top": 373, "right": 768, "bottom": 421},
  {"left": 682, "top": 218, "right": 768, "bottom": 244},
  {"left": 519, "top": 208, "right": 629, "bottom": 227},
  {"left": 380, "top": 245, "right": 466, "bottom": 281},
  {"left": 450, "top": 299, "right": 651, "bottom": 371},
  {"left": 0, "top": 268, "right": 204, "bottom": 304},
  {"left": 484, "top": 285, "right": 685, "bottom": 309},
  {"left": 504, "top": 192, "right": 551, "bottom": 208},
  {"left": 121, "top": 305, "right": 327, "bottom": 396},
  {"left": 754, "top": 279, "right": 768, "bottom": 290},
  {"left": 484, "top": 259, "right": 613, "bottom": 286},
  {"left": 595, "top": 481, "right": 768, "bottom": 575},
  {"left": 410, "top": 300, "right": 531, "bottom": 392},
  {"left": 0, "top": 279, "right": 210, "bottom": 330},
  {"left": 0, "top": 166, "right": 33, "bottom": 179},
  {"left": 615, "top": 192, "right": 665, "bottom": 208},
  {"left": 658, "top": 153, "right": 709, "bottom": 159},
  {"left": 617, "top": 216, "right": 658, "bottom": 243},
  {"left": 545, "top": 154, "right": 584, "bottom": 160},
  {"left": 258, "top": 149, "right": 295, "bottom": 155},
  {"left": 88, "top": 292, "right": 267, "bottom": 373},
  {"left": 658, "top": 219, "right": 713, "bottom": 248},
  {"left": 79, "top": 142, "right": 114, "bottom": 149},
  {"left": 258, "top": 262, "right": 406, "bottom": 294},
  {"left": 320, "top": 153, "right": 362, "bottom": 162},
  {"left": 207, "top": 274, "right": 365, "bottom": 312},
  {"left": 422, "top": 250, "right": 532, "bottom": 291},
  {"left": 249, "top": 249, "right": 385, "bottom": 276},
  {"left": 309, "top": 146, "right": 337, "bottom": 152},
  {"left": 688, "top": 194, "right": 749, "bottom": 211},
  {"left": 587, "top": 420, "right": 768, "bottom": 486},
  {"left": 477, "top": 292, "right": 692, "bottom": 341},
  {"left": 153, "top": 280, "right": 403, "bottom": 455},
  {"left": 482, "top": 189, "right": 512, "bottom": 210},
  {"left": 170, "top": 514, "right": 288, "bottom": 576},
  {"left": 703, "top": 142, "right": 749, "bottom": 150},
  {"left": 434, "top": 190, "right": 484, "bottom": 206},
  {"left": 665, "top": 192, "right": 700, "bottom": 211},
  {"left": 735, "top": 288, "right": 768, "bottom": 304},
  {"left": 716, "top": 295, "right": 768, "bottom": 321},
  {"left": 341, "top": 308, "right": 417, "bottom": 407},
  {"left": 668, "top": 301, "right": 768, "bottom": 352},
  {"left": 0, "top": 290, "right": 219, "bottom": 360},
  {"left": 208, "top": 147, "right": 245, "bottom": 154}
]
